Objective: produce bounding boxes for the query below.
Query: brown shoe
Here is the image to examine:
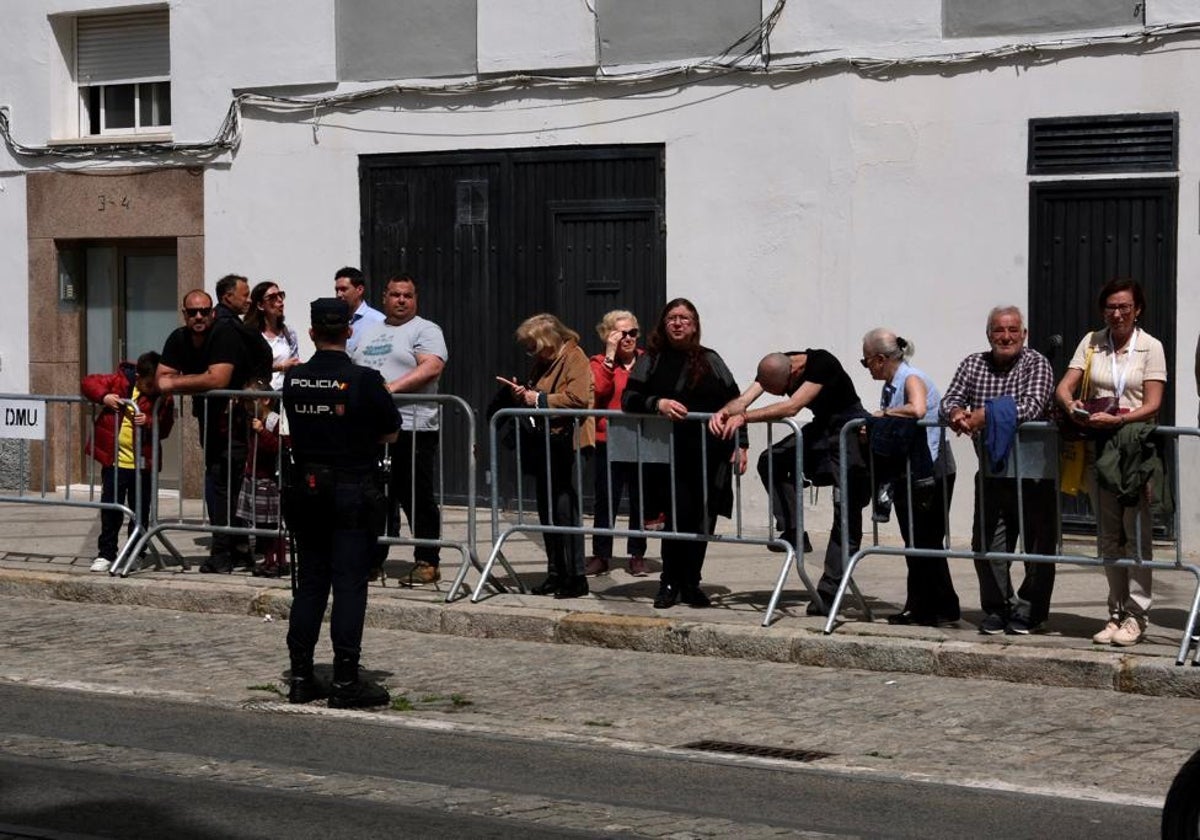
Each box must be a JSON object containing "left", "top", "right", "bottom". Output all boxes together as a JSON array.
[
  {"left": 409, "top": 561, "right": 441, "bottom": 586},
  {"left": 584, "top": 556, "right": 610, "bottom": 576},
  {"left": 626, "top": 556, "right": 649, "bottom": 577}
]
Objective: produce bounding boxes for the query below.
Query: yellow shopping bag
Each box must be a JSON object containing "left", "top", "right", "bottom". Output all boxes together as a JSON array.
[{"left": 1059, "top": 439, "right": 1087, "bottom": 496}]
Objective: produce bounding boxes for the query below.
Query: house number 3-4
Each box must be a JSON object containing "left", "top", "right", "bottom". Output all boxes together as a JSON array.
[{"left": 97, "top": 194, "right": 131, "bottom": 212}]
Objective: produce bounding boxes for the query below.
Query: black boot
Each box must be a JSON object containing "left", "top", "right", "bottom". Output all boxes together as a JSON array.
[
  {"left": 328, "top": 655, "right": 390, "bottom": 709},
  {"left": 287, "top": 661, "right": 329, "bottom": 705},
  {"left": 553, "top": 575, "right": 589, "bottom": 599},
  {"left": 530, "top": 573, "right": 562, "bottom": 596},
  {"left": 653, "top": 581, "right": 678, "bottom": 609}
]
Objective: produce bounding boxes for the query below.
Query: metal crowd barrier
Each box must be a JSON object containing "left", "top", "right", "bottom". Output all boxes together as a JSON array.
[
  {"left": 822, "top": 418, "right": 1200, "bottom": 665},
  {"left": 117, "top": 390, "right": 486, "bottom": 600},
  {"left": 377, "top": 393, "right": 488, "bottom": 602},
  {"left": 472, "top": 406, "right": 868, "bottom": 621},
  {"left": 0, "top": 392, "right": 173, "bottom": 572}
]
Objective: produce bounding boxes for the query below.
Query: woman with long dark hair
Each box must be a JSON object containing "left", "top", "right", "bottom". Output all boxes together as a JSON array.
[
  {"left": 621, "top": 299, "right": 747, "bottom": 608},
  {"left": 245, "top": 281, "right": 299, "bottom": 390}
]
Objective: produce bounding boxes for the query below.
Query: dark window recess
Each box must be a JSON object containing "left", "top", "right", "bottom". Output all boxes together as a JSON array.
[
  {"left": 456, "top": 180, "right": 488, "bottom": 225},
  {"left": 1028, "top": 113, "right": 1178, "bottom": 175}
]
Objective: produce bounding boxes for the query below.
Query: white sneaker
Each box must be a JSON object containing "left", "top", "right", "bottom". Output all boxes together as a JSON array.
[
  {"left": 1091, "top": 619, "right": 1120, "bottom": 644},
  {"left": 90, "top": 557, "right": 112, "bottom": 573},
  {"left": 1111, "top": 616, "right": 1145, "bottom": 647}
]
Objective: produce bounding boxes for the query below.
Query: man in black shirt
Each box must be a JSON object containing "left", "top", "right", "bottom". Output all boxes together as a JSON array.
[
  {"left": 711, "top": 351, "right": 871, "bottom": 614},
  {"left": 283, "top": 298, "right": 399, "bottom": 708},
  {"left": 158, "top": 275, "right": 265, "bottom": 573}
]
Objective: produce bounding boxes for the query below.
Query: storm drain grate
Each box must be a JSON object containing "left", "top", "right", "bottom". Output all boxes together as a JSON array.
[{"left": 679, "top": 740, "right": 833, "bottom": 763}]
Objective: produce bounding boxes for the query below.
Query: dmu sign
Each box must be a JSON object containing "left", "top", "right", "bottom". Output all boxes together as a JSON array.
[{"left": 0, "top": 400, "right": 46, "bottom": 440}]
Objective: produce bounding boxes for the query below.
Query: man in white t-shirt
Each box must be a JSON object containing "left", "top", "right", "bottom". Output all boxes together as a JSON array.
[
  {"left": 353, "top": 275, "right": 448, "bottom": 585},
  {"left": 334, "top": 266, "right": 385, "bottom": 354}
]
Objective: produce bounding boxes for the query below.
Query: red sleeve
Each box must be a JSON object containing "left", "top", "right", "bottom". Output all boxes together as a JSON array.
[
  {"left": 81, "top": 372, "right": 118, "bottom": 404},
  {"left": 590, "top": 354, "right": 617, "bottom": 406},
  {"left": 156, "top": 398, "right": 175, "bottom": 441}
]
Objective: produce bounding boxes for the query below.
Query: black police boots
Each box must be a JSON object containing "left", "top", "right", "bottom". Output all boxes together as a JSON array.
[
  {"left": 287, "top": 661, "right": 329, "bottom": 705},
  {"left": 328, "top": 656, "right": 390, "bottom": 709}
]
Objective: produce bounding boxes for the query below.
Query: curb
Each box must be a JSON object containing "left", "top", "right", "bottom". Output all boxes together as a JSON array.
[{"left": 2, "top": 568, "right": 1196, "bottom": 699}]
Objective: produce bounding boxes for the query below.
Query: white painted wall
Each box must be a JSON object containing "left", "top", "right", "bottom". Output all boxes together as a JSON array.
[
  {"left": 477, "top": 0, "right": 596, "bottom": 73},
  {"left": 3, "top": 1, "right": 1200, "bottom": 541}
]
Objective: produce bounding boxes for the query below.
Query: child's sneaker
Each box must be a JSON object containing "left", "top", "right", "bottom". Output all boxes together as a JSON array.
[{"left": 643, "top": 513, "right": 667, "bottom": 531}]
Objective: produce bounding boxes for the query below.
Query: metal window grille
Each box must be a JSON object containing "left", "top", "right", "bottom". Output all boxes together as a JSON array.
[{"left": 1028, "top": 113, "right": 1178, "bottom": 175}]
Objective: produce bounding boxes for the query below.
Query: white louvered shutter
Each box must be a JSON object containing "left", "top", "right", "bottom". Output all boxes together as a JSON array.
[{"left": 76, "top": 10, "right": 169, "bottom": 84}]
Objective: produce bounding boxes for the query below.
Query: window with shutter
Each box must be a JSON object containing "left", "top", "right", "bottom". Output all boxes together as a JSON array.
[{"left": 75, "top": 9, "right": 171, "bottom": 137}]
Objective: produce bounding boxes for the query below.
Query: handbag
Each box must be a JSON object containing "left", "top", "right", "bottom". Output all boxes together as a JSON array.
[{"left": 1058, "top": 336, "right": 1094, "bottom": 496}]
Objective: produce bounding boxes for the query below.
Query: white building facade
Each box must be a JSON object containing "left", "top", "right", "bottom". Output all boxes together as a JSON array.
[{"left": 1, "top": 0, "right": 1198, "bottom": 532}]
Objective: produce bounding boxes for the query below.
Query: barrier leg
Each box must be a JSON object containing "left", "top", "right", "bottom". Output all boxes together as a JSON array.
[
  {"left": 823, "top": 551, "right": 866, "bottom": 634},
  {"left": 1177, "top": 569, "right": 1200, "bottom": 666},
  {"left": 763, "top": 544, "right": 821, "bottom": 627},
  {"left": 471, "top": 532, "right": 522, "bottom": 602}
]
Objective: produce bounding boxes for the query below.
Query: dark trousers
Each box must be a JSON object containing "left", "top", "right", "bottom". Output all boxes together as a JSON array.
[
  {"left": 591, "top": 442, "right": 647, "bottom": 560},
  {"left": 895, "top": 472, "right": 960, "bottom": 620},
  {"left": 534, "top": 442, "right": 585, "bottom": 578},
  {"left": 286, "top": 482, "right": 374, "bottom": 669},
  {"left": 205, "top": 435, "right": 249, "bottom": 566},
  {"left": 972, "top": 475, "right": 1057, "bottom": 624},
  {"left": 98, "top": 466, "right": 152, "bottom": 560},
  {"left": 660, "top": 467, "right": 715, "bottom": 589},
  {"left": 757, "top": 433, "right": 802, "bottom": 533},
  {"left": 386, "top": 431, "right": 442, "bottom": 565}
]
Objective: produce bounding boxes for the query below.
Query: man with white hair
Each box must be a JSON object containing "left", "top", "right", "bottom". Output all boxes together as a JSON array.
[{"left": 941, "top": 305, "right": 1057, "bottom": 636}]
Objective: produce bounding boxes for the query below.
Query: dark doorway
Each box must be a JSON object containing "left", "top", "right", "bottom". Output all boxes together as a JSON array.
[
  {"left": 360, "top": 145, "right": 667, "bottom": 504},
  {"left": 1028, "top": 177, "right": 1178, "bottom": 531}
]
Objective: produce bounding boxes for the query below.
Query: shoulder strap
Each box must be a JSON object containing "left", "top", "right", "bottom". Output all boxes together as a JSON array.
[{"left": 1079, "top": 332, "right": 1095, "bottom": 400}]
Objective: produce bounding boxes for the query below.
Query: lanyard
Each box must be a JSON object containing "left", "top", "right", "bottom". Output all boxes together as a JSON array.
[{"left": 1108, "top": 327, "right": 1139, "bottom": 399}]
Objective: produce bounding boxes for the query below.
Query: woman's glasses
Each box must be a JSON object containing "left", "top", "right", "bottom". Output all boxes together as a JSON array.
[
  {"left": 264, "top": 291, "right": 286, "bottom": 302},
  {"left": 621, "top": 328, "right": 639, "bottom": 339},
  {"left": 1103, "top": 303, "right": 1132, "bottom": 314}
]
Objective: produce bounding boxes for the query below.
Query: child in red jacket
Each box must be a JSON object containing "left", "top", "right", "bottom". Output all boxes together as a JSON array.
[
  {"left": 235, "top": 382, "right": 288, "bottom": 577},
  {"left": 81, "top": 351, "right": 175, "bottom": 573}
]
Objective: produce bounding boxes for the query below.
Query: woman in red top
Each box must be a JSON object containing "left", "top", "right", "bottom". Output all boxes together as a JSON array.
[{"left": 586, "top": 310, "right": 648, "bottom": 577}]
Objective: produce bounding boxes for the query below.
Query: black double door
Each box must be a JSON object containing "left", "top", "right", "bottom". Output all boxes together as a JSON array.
[
  {"left": 1028, "top": 177, "right": 1178, "bottom": 531},
  {"left": 360, "top": 145, "right": 667, "bottom": 504}
]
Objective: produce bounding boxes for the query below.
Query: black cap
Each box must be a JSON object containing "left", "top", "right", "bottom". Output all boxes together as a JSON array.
[{"left": 310, "top": 297, "right": 350, "bottom": 329}]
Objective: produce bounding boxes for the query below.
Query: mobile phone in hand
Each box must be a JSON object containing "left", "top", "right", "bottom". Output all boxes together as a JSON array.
[{"left": 1071, "top": 406, "right": 1091, "bottom": 419}]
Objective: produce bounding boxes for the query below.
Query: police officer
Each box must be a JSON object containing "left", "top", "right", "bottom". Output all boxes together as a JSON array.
[{"left": 282, "top": 298, "right": 399, "bottom": 708}]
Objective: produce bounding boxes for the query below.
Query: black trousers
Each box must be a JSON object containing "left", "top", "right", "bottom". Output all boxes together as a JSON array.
[
  {"left": 386, "top": 430, "right": 442, "bottom": 565},
  {"left": 286, "top": 481, "right": 374, "bottom": 669},
  {"left": 894, "top": 472, "right": 960, "bottom": 621},
  {"left": 533, "top": 441, "right": 585, "bottom": 578},
  {"left": 98, "top": 466, "right": 152, "bottom": 560},
  {"left": 591, "top": 442, "right": 648, "bottom": 560},
  {"left": 972, "top": 476, "right": 1057, "bottom": 624},
  {"left": 655, "top": 464, "right": 715, "bottom": 589}
]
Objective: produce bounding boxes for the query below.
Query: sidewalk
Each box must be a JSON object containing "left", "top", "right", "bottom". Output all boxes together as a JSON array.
[{"left": 1, "top": 495, "right": 1197, "bottom": 697}]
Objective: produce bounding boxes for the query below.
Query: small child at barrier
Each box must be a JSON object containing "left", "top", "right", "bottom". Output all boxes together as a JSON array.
[
  {"left": 235, "top": 382, "right": 288, "bottom": 577},
  {"left": 81, "top": 351, "right": 175, "bottom": 573}
]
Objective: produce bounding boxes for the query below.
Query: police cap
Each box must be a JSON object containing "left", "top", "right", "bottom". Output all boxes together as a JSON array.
[{"left": 310, "top": 297, "right": 350, "bottom": 329}]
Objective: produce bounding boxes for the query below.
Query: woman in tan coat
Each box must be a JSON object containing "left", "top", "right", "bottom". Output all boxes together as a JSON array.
[{"left": 502, "top": 314, "right": 595, "bottom": 598}]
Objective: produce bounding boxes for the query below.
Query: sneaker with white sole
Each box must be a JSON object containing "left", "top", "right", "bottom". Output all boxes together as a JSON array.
[
  {"left": 1110, "top": 616, "right": 1145, "bottom": 647},
  {"left": 1091, "top": 619, "right": 1121, "bottom": 645},
  {"left": 90, "top": 557, "right": 112, "bottom": 573}
]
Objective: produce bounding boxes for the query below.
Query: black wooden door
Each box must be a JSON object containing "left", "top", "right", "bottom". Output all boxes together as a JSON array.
[
  {"left": 1028, "top": 178, "right": 1178, "bottom": 530},
  {"left": 360, "top": 145, "right": 666, "bottom": 504}
]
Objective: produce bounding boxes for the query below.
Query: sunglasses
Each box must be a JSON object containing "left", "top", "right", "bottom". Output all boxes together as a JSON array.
[
  {"left": 621, "top": 328, "right": 639, "bottom": 339},
  {"left": 264, "top": 291, "right": 286, "bottom": 302},
  {"left": 183, "top": 307, "right": 212, "bottom": 317},
  {"left": 859, "top": 355, "right": 881, "bottom": 368}
]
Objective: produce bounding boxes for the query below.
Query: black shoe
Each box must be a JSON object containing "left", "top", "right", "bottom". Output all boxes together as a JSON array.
[
  {"left": 328, "top": 679, "right": 391, "bottom": 709},
  {"left": 288, "top": 675, "right": 330, "bottom": 704},
  {"left": 802, "top": 531, "right": 814, "bottom": 553},
  {"left": 553, "top": 575, "right": 590, "bottom": 599},
  {"left": 768, "top": 529, "right": 798, "bottom": 553},
  {"left": 887, "top": 610, "right": 918, "bottom": 625},
  {"left": 530, "top": 574, "right": 562, "bottom": 596},
  {"left": 680, "top": 586, "right": 711, "bottom": 608},
  {"left": 806, "top": 600, "right": 831, "bottom": 617},
  {"left": 979, "top": 613, "right": 1007, "bottom": 635},
  {"left": 199, "top": 559, "right": 233, "bottom": 574},
  {"left": 653, "top": 582, "right": 678, "bottom": 609}
]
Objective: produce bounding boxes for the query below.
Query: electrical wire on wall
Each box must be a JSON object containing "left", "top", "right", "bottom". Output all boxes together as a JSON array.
[{"left": 2, "top": 1, "right": 1199, "bottom": 166}]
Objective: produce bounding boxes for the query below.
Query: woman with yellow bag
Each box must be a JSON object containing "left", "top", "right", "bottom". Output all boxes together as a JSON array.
[{"left": 1054, "top": 279, "right": 1167, "bottom": 647}]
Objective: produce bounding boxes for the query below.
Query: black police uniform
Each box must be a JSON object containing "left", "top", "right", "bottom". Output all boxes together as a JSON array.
[{"left": 282, "top": 304, "right": 399, "bottom": 707}]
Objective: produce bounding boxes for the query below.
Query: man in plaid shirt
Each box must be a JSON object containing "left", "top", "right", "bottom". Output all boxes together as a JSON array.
[{"left": 941, "top": 306, "right": 1057, "bottom": 636}]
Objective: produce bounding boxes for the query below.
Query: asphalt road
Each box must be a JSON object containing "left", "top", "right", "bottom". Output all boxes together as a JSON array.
[{"left": 0, "top": 683, "right": 1159, "bottom": 839}]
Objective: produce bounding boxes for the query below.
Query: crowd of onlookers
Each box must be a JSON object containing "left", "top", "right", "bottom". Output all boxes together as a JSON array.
[{"left": 79, "top": 270, "right": 1170, "bottom": 647}]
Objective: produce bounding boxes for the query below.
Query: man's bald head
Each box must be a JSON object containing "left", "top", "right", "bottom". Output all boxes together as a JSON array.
[{"left": 755, "top": 352, "right": 792, "bottom": 395}]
